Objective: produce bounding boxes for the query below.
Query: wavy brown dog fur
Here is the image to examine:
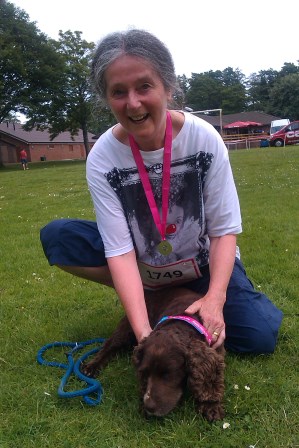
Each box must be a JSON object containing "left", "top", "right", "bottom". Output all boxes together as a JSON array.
[{"left": 83, "top": 287, "right": 225, "bottom": 421}]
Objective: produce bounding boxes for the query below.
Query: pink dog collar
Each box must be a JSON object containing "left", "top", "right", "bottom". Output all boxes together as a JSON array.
[{"left": 155, "top": 315, "right": 213, "bottom": 346}]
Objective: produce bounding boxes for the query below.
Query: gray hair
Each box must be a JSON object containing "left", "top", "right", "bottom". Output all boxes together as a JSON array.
[{"left": 91, "top": 29, "right": 180, "bottom": 103}]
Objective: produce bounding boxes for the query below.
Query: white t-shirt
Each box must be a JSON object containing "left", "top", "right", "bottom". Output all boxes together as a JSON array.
[{"left": 87, "top": 112, "right": 242, "bottom": 288}]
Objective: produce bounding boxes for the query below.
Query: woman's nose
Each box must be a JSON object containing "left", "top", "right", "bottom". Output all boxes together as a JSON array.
[{"left": 127, "top": 91, "right": 141, "bottom": 109}]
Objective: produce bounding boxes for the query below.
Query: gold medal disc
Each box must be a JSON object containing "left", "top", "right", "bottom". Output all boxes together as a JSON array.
[{"left": 157, "top": 240, "right": 173, "bottom": 256}]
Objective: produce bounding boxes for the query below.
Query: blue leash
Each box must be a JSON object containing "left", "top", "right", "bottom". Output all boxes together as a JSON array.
[{"left": 37, "top": 338, "right": 105, "bottom": 406}]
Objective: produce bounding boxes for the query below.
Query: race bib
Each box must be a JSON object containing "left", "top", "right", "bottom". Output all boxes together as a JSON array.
[{"left": 138, "top": 258, "right": 202, "bottom": 289}]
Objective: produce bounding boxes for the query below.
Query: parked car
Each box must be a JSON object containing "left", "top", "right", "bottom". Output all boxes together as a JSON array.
[
  {"left": 269, "top": 121, "right": 299, "bottom": 147},
  {"left": 270, "top": 118, "right": 290, "bottom": 136}
]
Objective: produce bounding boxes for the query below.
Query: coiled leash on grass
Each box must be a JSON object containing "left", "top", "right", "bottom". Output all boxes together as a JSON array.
[{"left": 37, "top": 338, "right": 105, "bottom": 406}]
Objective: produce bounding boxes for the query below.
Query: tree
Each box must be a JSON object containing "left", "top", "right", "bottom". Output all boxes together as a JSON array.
[
  {"left": 246, "top": 69, "right": 279, "bottom": 112},
  {"left": 175, "top": 75, "right": 189, "bottom": 109},
  {"left": 279, "top": 62, "right": 299, "bottom": 77},
  {"left": 89, "top": 101, "right": 116, "bottom": 137},
  {"left": 25, "top": 30, "right": 96, "bottom": 156},
  {"left": 185, "top": 72, "right": 222, "bottom": 111},
  {"left": 269, "top": 73, "right": 299, "bottom": 120},
  {"left": 221, "top": 83, "right": 246, "bottom": 114},
  {"left": 0, "top": 0, "right": 62, "bottom": 123},
  {"left": 185, "top": 68, "right": 246, "bottom": 114},
  {"left": 221, "top": 67, "right": 246, "bottom": 114}
]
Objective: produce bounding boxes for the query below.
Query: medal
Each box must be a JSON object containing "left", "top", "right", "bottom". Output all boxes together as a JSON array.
[
  {"left": 157, "top": 240, "right": 173, "bottom": 256},
  {"left": 129, "top": 111, "right": 173, "bottom": 256}
]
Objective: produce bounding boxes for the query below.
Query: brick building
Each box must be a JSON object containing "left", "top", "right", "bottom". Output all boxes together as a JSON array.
[{"left": 0, "top": 122, "right": 96, "bottom": 165}]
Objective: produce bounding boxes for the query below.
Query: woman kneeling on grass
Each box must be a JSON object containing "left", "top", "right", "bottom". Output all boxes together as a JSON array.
[{"left": 40, "top": 29, "right": 283, "bottom": 353}]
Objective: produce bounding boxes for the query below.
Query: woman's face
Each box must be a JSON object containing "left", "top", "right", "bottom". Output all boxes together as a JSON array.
[
  {"left": 166, "top": 205, "right": 184, "bottom": 239},
  {"left": 105, "top": 55, "right": 171, "bottom": 151}
]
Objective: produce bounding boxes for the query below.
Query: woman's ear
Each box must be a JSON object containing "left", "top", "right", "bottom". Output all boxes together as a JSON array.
[{"left": 167, "top": 88, "right": 173, "bottom": 102}]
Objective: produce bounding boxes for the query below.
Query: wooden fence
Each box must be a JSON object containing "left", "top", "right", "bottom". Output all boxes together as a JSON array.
[{"left": 222, "top": 133, "right": 269, "bottom": 150}]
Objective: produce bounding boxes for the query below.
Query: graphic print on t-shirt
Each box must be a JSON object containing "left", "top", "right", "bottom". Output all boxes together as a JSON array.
[{"left": 105, "top": 151, "right": 213, "bottom": 268}]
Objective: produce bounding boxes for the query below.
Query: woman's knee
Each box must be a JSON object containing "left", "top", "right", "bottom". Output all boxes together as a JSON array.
[
  {"left": 40, "top": 219, "right": 70, "bottom": 248},
  {"left": 225, "top": 324, "right": 279, "bottom": 354},
  {"left": 225, "top": 260, "right": 283, "bottom": 354},
  {"left": 40, "top": 219, "right": 106, "bottom": 267}
]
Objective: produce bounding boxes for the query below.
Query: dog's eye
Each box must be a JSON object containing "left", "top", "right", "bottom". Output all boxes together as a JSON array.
[
  {"left": 161, "top": 371, "right": 171, "bottom": 380},
  {"left": 140, "top": 368, "right": 149, "bottom": 377}
]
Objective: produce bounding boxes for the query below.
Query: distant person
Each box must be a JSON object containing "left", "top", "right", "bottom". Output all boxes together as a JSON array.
[
  {"left": 40, "top": 29, "right": 283, "bottom": 354},
  {"left": 20, "top": 149, "right": 29, "bottom": 170}
]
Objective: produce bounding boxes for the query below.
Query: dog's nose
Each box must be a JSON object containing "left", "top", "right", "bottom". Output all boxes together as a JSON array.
[
  {"left": 144, "top": 393, "right": 158, "bottom": 414},
  {"left": 144, "top": 402, "right": 157, "bottom": 415}
]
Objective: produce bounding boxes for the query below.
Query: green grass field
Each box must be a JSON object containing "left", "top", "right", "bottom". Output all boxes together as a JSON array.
[{"left": 0, "top": 147, "right": 298, "bottom": 448}]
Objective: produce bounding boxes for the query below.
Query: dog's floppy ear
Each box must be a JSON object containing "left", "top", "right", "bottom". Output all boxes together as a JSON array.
[
  {"left": 185, "top": 340, "right": 225, "bottom": 421},
  {"left": 132, "top": 340, "right": 144, "bottom": 367},
  {"left": 132, "top": 341, "right": 148, "bottom": 401}
]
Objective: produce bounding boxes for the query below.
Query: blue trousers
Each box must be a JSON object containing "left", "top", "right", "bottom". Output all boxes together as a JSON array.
[{"left": 40, "top": 219, "right": 283, "bottom": 355}]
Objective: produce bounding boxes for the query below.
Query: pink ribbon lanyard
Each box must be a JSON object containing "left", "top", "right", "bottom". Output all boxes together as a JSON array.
[{"left": 128, "top": 111, "right": 172, "bottom": 241}]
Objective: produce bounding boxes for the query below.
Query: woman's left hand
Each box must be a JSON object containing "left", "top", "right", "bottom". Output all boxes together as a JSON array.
[
  {"left": 185, "top": 294, "right": 226, "bottom": 349},
  {"left": 185, "top": 234, "right": 237, "bottom": 349}
]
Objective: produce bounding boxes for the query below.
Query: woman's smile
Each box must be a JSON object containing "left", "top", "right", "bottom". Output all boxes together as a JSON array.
[{"left": 129, "top": 113, "right": 150, "bottom": 124}]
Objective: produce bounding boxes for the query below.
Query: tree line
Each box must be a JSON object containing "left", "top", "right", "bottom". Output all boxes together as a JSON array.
[{"left": 1, "top": 1, "right": 299, "bottom": 155}]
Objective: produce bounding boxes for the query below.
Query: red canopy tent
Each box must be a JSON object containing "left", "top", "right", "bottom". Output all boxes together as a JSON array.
[{"left": 224, "top": 121, "right": 262, "bottom": 129}]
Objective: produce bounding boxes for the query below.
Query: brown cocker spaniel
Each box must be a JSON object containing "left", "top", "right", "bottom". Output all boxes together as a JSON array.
[{"left": 83, "top": 287, "right": 225, "bottom": 421}]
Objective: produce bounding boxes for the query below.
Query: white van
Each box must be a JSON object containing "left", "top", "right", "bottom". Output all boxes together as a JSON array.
[{"left": 270, "top": 119, "right": 290, "bottom": 136}]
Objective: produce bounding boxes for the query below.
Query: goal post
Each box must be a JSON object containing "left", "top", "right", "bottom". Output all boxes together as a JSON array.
[{"left": 187, "top": 108, "right": 223, "bottom": 135}]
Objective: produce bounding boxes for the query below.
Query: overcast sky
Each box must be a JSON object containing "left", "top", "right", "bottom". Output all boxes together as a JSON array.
[{"left": 11, "top": 0, "right": 299, "bottom": 78}]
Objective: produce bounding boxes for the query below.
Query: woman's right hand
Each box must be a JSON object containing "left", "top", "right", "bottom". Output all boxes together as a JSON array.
[{"left": 107, "top": 249, "right": 152, "bottom": 343}]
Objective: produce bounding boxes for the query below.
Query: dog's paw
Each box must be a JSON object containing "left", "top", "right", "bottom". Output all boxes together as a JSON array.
[
  {"left": 197, "top": 402, "right": 225, "bottom": 422},
  {"left": 80, "top": 361, "right": 100, "bottom": 378}
]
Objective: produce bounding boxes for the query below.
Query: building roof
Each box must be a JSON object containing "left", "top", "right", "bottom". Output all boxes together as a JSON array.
[
  {"left": 0, "top": 122, "right": 95, "bottom": 144},
  {"left": 221, "top": 111, "right": 281, "bottom": 126},
  {"left": 194, "top": 111, "right": 282, "bottom": 127}
]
